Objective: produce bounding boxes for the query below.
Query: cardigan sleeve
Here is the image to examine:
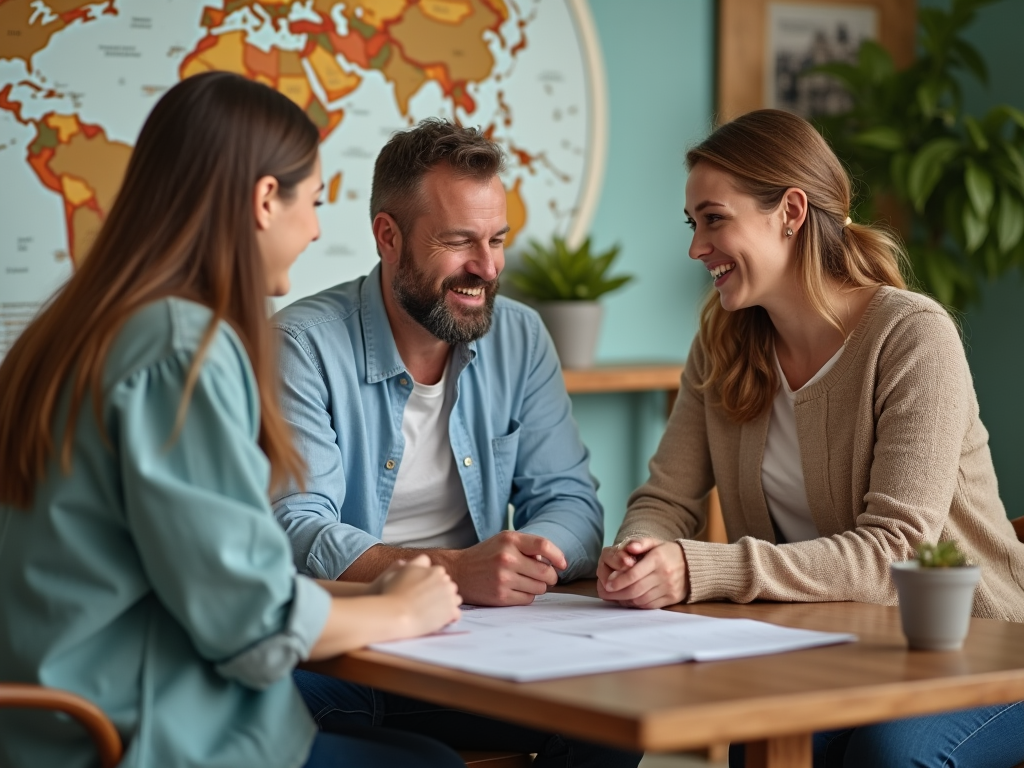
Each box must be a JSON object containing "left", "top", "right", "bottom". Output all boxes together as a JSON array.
[
  {"left": 680, "top": 308, "right": 973, "bottom": 605},
  {"left": 116, "top": 334, "right": 330, "bottom": 688},
  {"left": 616, "top": 338, "right": 717, "bottom": 544}
]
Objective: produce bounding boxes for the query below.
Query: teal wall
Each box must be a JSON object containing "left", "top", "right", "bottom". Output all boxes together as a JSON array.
[
  {"left": 577, "top": 0, "right": 1024, "bottom": 541},
  {"left": 572, "top": 0, "right": 714, "bottom": 541}
]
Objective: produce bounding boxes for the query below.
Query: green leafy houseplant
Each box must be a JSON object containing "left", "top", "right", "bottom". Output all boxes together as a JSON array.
[
  {"left": 507, "top": 237, "right": 633, "bottom": 302},
  {"left": 812, "top": 0, "right": 1024, "bottom": 308},
  {"left": 915, "top": 540, "right": 971, "bottom": 567},
  {"left": 507, "top": 236, "right": 633, "bottom": 368}
]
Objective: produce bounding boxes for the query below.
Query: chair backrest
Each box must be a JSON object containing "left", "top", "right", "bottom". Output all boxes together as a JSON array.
[
  {"left": 0, "top": 683, "right": 123, "bottom": 768},
  {"left": 1013, "top": 516, "right": 1024, "bottom": 544}
]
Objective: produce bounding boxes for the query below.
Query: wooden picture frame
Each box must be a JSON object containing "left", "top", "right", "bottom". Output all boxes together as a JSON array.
[{"left": 717, "top": 0, "right": 917, "bottom": 123}]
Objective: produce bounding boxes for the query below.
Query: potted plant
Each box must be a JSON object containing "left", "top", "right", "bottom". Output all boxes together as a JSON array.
[
  {"left": 812, "top": 0, "right": 1024, "bottom": 309},
  {"left": 890, "top": 541, "right": 981, "bottom": 651},
  {"left": 507, "top": 236, "right": 633, "bottom": 369}
]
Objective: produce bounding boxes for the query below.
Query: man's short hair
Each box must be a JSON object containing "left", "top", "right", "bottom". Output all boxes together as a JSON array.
[{"left": 370, "top": 118, "right": 506, "bottom": 234}]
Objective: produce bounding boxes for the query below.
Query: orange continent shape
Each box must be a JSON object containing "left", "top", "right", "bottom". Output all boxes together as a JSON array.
[{"left": 505, "top": 177, "right": 527, "bottom": 248}]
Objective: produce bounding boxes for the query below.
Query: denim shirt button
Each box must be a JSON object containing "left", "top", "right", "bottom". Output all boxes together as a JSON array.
[
  {"left": 399, "top": 378, "right": 409, "bottom": 386},
  {"left": 385, "top": 459, "right": 396, "bottom": 470},
  {"left": 463, "top": 457, "right": 473, "bottom": 467}
]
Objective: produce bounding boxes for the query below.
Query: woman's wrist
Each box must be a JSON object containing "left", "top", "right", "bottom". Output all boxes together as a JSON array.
[{"left": 676, "top": 540, "right": 691, "bottom": 602}]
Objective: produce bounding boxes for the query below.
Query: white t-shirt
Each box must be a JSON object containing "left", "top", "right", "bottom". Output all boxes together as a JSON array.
[
  {"left": 381, "top": 359, "right": 477, "bottom": 549},
  {"left": 761, "top": 345, "right": 844, "bottom": 544}
]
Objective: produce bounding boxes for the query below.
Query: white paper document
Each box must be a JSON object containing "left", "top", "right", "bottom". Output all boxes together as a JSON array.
[
  {"left": 374, "top": 625, "right": 685, "bottom": 680},
  {"left": 370, "top": 594, "right": 856, "bottom": 682}
]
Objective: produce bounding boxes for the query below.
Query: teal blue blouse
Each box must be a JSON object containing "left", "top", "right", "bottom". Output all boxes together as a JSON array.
[{"left": 0, "top": 298, "right": 329, "bottom": 768}]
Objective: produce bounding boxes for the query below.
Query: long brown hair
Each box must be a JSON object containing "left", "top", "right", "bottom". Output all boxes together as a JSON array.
[
  {"left": 0, "top": 72, "right": 314, "bottom": 508},
  {"left": 688, "top": 109, "right": 907, "bottom": 422}
]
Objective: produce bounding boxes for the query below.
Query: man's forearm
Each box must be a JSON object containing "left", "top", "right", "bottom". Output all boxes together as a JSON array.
[
  {"left": 343, "top": 535, "right": 563, "bottom": 606},
  {"left": 316, "top": 579, "right": 374, "bottom": 597},
  {"left": 340, "top": 543, "right": 460, "bottom": 582}
]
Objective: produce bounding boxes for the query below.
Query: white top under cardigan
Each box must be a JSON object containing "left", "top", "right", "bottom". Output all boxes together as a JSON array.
[{"left": 761, "top": 345, "right": 844, "bottom": 543}]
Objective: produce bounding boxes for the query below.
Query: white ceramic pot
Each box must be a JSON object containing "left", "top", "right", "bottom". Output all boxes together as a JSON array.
[
  {"left": 536, "top": 301, "right": 603, "bottom": 369},
  {"left": 890, "top": 561, "right": 981, "bottom": 651}
]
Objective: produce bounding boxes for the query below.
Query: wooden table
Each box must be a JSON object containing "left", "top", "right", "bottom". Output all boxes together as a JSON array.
[{"left": 305, "top": 581, "right": 1024, "bottom": 768}]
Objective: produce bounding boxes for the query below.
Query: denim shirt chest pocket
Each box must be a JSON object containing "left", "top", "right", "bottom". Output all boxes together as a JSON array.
[{"left": 491, "top": 419, "right": 522, "bottom": 497}]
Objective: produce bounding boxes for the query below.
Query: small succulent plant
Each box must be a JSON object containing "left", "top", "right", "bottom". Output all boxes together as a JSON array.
[
  {"left": 507, "top": 236, "right": 633, "bottom": 302},
  {"left": 915, "top": 540, "right": 971, "bottom": 568}
]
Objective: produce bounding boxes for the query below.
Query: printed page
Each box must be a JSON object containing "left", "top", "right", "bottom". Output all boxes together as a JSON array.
[
  {"left": 565, "top": 617, "right": 856, "bottom": 661},
  {"left": 371, "top": 625, "right": 687, "bottom": 682},
  {"left": 372, "top": 594, "right": 856, "bottom": 681}
]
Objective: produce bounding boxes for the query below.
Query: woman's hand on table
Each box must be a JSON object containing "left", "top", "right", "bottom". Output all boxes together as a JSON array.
[
  {"left": 310, "top": 554, "right": 462, "bottom": 658},
  {"left": 596, "top": 537, "right": 689, "bottom": 609},
  {"left": 377, "top": 554, "right": 463, "bottom": 636}
]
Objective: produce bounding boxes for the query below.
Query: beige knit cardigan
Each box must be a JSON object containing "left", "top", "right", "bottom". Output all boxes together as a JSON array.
[{"left": 618, "top": 287, "right": 1024, "bottom": 622}]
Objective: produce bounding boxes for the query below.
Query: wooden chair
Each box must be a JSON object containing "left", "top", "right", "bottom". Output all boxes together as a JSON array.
[
  {"left": 0, "top": 682, "right": 536, "bottom": 768},
  {"left": 0, "top": 683, "right": 123, "bottom": 768}
]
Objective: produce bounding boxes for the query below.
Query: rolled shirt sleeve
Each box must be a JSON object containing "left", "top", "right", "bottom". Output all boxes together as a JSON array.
[
  {"left": 116, "top": 327, "right": 327, "bottom": 687},
  {"left": 216, "top": 574, "right": 330, "bottom": 689}
]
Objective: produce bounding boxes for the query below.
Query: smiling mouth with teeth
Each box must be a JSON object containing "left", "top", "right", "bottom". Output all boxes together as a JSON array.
[
  {"left": 452, "top": 286, "right": 483, "bottom": 297},
  {"left": 708, "top": 263, "right": 735, "bottom": 279}
]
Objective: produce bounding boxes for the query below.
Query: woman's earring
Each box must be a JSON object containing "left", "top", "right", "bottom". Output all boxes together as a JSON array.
[{"left": 785, "top": 227, "right": 794, "bottom": 237}]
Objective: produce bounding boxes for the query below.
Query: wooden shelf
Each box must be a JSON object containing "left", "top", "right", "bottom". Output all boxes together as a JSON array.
[{"left": 561, "top": 363, "right": 683, "bottom": 394}]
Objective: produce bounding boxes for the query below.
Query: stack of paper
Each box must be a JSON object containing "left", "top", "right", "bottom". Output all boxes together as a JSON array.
[{"left": 369, "top": 594, "right": 856, "bottom": 681}]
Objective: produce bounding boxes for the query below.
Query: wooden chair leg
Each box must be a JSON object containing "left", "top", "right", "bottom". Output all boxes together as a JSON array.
[
  {"left": 700, "top": 742, "right": 729, "bottom": 762},
  {"left": 745, "top": 735, "right": 812, "bottom": 768}
]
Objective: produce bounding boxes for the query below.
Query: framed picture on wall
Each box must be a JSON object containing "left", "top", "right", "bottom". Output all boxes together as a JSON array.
[{"left": 717, "top": 0, "right": 917, "bottom": 123}]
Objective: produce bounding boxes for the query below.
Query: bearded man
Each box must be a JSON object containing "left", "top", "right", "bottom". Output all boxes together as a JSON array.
[
  {"left": 272, "top": 119, "right": 603, "bottom": 607},
  {"left": 270, "top": 121, "right": 640, "bottom": 767}
]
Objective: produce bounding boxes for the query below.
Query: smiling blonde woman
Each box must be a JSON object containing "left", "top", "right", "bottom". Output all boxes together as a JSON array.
[{"left": 598, "top": 109, "right": 1024, "bottom": 768}]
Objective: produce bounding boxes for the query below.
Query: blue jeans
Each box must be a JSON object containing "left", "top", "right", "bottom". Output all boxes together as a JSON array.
[
  {"left": 294, "top": 669, "right": 642, "bottom": 768},
  {"left": 728, "top": 702, "right": 1024, "bottom": 768},
  {"left": 303, "top": 729, "right": 465, "bottom": 767}
]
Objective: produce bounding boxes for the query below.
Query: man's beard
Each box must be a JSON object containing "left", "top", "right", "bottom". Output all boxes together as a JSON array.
[{"left": 392, "top": 243, "right": 499, "bottom": 345}]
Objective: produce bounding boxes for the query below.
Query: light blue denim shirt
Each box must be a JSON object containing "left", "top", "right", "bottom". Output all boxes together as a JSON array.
[
  {"left": 271, "top": 265, "right": 603, "bottom": 582},
  {"left": 0, "top": 298, "right": 329, "bottom": 768}
]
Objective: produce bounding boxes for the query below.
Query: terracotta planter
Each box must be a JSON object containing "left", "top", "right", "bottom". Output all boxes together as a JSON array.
[
  {"left": 537, "top": 301, "right": 603, "bottom": 369},
  {"left": 890, "top": 561, "right": 981, "bottom": 651}
]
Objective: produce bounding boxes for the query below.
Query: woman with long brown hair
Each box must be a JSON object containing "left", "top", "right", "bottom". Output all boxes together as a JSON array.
[
  {"left": 0, "top": 71, "right": 465, "bottom": 768},
  {"left": 598, "top": 109, "right": 1024, "bottom": 767}
]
